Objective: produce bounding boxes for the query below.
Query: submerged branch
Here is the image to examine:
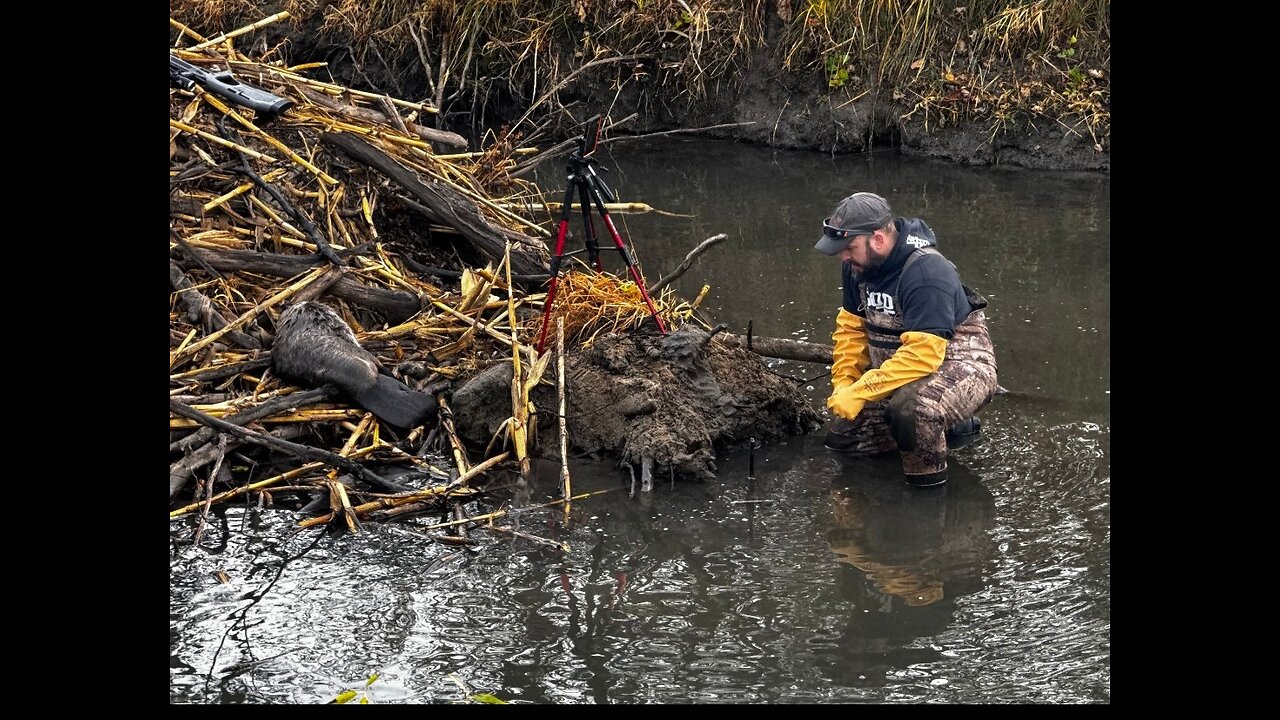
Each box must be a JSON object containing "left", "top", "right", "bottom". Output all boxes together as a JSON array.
[{"left": 716, "top": 333, "right": 834, "bottom": 364}]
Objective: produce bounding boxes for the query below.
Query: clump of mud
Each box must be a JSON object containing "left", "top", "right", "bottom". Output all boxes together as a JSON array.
[{"left": 450, "top": 325, "right": 822, "bottom": 486}]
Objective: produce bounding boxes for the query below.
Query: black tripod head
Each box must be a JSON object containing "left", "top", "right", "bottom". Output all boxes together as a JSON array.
[
  {"left": 568, "top": 115, "right": 614, "bottom": 202},
  {"left": 578, "top": 114, "right": 603, "bottom": 158}
]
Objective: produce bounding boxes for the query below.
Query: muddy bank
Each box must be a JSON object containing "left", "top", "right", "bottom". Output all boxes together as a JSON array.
[
  {"left": 562, "top": 48, "right": 1107, "bottom": 172},
  {"left": 451, "top": 325, "right": 822, "bottom": 485}
]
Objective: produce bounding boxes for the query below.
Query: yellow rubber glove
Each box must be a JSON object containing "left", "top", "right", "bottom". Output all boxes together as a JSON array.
[
  {"left": 827, "top": 391, "right": 866, "bottom": 420},
  {"left": 831, "top": 308, "right": 871, "bottom": 390},
  {"left": 827, "top": 331, "right": 948, "bottom": 419}
]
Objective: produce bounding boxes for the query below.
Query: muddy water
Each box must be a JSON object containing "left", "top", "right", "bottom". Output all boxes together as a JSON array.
[{"left": 169, "top": 139, "right": 1109, "bottom": 704}]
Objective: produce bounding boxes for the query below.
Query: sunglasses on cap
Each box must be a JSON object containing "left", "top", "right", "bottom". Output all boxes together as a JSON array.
[{"left": 822, "top": 219, "right": 877, "bottom": 239}]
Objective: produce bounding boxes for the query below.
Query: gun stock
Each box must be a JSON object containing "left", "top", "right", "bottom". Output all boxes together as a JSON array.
[{"left": 169, "top": 54, "right": 294, "bottom": 119}]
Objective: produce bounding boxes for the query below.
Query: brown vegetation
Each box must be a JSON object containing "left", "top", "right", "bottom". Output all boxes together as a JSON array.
[{"left": 170, "top": 1, "right": 1109, "bottom": 154}]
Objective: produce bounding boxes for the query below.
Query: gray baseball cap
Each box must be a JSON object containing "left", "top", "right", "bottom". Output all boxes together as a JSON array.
[{"left": 814, "top": 192, "right": 893, "bottom": 255}]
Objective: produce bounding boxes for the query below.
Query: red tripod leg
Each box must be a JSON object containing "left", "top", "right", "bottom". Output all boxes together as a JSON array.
[
  {"left": 535, "top": 216, "right": 571, "bottom": 354},
  {"left": 535, "top": 275, "right": 562, "bottom": 354},
  {"left": 600, "top": 213, "right": 667, "bottom": 334}
]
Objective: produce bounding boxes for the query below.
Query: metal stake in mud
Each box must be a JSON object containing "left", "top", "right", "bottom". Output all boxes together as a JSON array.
[{"left": 535, "top": 115, "right": 667, "bottom": 354}]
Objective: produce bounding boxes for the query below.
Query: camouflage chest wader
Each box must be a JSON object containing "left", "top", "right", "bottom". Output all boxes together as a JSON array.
[{"left": 830, "top": 248, "right": 998, "bottom": 479}]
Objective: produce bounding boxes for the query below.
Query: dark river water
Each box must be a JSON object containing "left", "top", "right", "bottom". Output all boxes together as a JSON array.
[{"left": 170, "top": 138, "right": 1110, "bottom": 704}]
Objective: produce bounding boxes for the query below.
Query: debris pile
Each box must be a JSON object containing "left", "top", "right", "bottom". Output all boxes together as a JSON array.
[{"left": 169, "top": 21, "right": 824, "bottom": 539}]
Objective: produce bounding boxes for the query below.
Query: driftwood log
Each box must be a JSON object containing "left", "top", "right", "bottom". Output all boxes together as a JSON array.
[
  {"left": 174, "top": 246, "right": 423, "bottom": 322},
  {"left": 320, "top": 132, "right": 548, "bottom": 276}
]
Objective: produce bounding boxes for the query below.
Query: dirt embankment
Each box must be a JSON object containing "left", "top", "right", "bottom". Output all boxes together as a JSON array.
[
  {"left": 566, "top": 61, "right": 1106, "bottom": 171},
  {"left": 554, "top": 12, "right": 1107, "bottom": 171}
]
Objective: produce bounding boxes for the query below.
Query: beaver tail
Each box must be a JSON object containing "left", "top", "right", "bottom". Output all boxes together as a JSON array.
[
  {"left": 274, "top": 301, "right": 437, "bottom": 429},
  {"left": 351, "top": 374, "right": 439, "bottom": 429}
]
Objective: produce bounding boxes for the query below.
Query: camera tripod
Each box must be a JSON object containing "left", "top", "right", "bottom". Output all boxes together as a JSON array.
[{"left": 534, "top": 116, "right": 667, "bottom": 354}]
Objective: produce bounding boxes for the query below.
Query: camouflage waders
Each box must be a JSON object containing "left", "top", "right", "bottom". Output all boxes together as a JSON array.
[{"left": 827, "top": 249, "right": 998, "bottom": 481}]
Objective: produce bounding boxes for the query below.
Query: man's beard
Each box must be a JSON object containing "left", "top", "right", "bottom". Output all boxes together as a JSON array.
[
  {"left": 848, "top": 246, "right": 889, "bottom": 276},
  {"left": 863, "top": 248, "right": 888, "bottom": 273}
]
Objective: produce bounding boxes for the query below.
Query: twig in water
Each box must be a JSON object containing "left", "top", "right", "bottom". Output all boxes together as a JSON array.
[
  {"left": 557, "top": 318, "right": 572, "bottom": 520},
  {"left": 487, "top": 524, "right": 569, "bottom": 552},
  {"left": 651, "top": 233, "right": 727, "bottom": 294}
]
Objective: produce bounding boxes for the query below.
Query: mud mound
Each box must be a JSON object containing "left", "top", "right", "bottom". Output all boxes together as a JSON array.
[{"left": 451, "top": 325, "right": 822, "bottom": 487}]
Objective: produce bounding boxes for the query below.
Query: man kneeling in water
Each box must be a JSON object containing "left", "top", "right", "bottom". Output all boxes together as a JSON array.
[{"left": 814, "top": 192, "right": 997, "bottom": 486}]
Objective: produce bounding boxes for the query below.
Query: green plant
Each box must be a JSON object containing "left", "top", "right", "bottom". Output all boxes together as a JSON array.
[
  {"left": 825, "top": 52, "right": 851, "bottom": 87},
  {"left": 1057, "top": 34, "right": 1077, "bottom": 59}
]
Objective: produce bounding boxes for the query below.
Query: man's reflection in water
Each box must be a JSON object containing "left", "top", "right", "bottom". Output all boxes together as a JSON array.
[{"left": 825, "top": 455, "right": 996, "bottom": 686}]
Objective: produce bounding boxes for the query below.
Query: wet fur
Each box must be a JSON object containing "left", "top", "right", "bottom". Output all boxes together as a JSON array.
[{"left": 273, "top": 302, "right": 436, "bottom": 429}]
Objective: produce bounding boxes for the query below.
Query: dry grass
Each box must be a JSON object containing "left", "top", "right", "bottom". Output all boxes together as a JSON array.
[
  {"left": 783, "top": 0, "right": 1108, "bottom": 143},
  {"left": 172, "top": 1, "right": 1108, "bottom": 145},
  {"left": 172, "top": 2, "right": 767, "bottom": 133},
  {"left": 538, "top": 269, "right": 692, "bottom": 348}
]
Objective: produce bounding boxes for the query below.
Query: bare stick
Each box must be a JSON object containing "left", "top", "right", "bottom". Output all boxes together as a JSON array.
[
  {"left": 510, "top": 113, "right": 638, "bottom": 179},
  {"left": 329, "top": 414, "right": 375, "bottom": 533},
  {"left": 487, "top": 524, "right": 569, "bottom": 551},
  {"left": 193, "top": 435, "right": 229, "bottom": 545},
  {"left": 613, "top": 121, "right": 758, "bottom": 142},
  {"left": 716, "top": 333, "right": 835, "bottom": 364},
  {"left": 377, "top": 94, "right": 410, "bottom": 135},
  {"left": 513, "top": 55, "right": 651, "bottom": 130},
  {"left": 650, "top": 233, "right": 727, "bottom": 293},
  {"left": 169, "top": 120, "right": 278, "bottom": 162},
  {"left": 168, "top": 397, "right": 409, "bottom": 494},
  {"left": 170, "top": 438, "right": 241, "bottom": 501},
  {"left": 557, "top": 318, "right": 571, "bottom": 518},
  {"left": 188, "top": 11, "right": 292, "bottom": 51},
  {"left": 296, "top": 87, "right": 466, "bottom": 148},
  {"left": 170, "top": 17, "right": 207, "bottom": 43},
  {"left": 419, "top": 489, "right": 611, "bottom": 531},
  {"left": 216, "top": 116, "right": 344, "bottom": 266},
  {"left": 170, "top": 446, "right": 378, "bottom": 517},
  {"left": 297, "top": 452, "right": 509, "bottom": 529},
  {"left": 290, "top": 266, "right": 349, "bottom": 303},
  {"left": 436, "top": 396, "right": 471, "bottom": 476},
  {"left": 430, "top": 298, "right": 515, "bottom": 347},
  {"left": 170, "top": 356, "right": 271, "bottom": 384}
]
